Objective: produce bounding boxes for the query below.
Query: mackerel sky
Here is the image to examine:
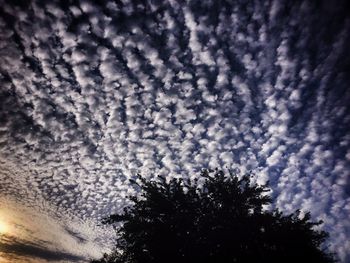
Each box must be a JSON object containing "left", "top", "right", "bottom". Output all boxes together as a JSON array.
[{"left": 0, "top": 0, "right": 350, "bottom": 262}]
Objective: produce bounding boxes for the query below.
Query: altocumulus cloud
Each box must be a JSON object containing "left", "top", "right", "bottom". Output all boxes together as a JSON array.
[{"left": 0, "top": 0, "right": 350, "bottom": 262}]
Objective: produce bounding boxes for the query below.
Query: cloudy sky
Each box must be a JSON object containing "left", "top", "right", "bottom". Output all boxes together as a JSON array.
[{"left": 0, "top": 0, "right": 349, "bottom": 262}]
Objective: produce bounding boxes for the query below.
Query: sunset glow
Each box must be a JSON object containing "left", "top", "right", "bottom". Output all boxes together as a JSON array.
[{"left": 0, "top": 221, "right": 9, "bottom": 235}]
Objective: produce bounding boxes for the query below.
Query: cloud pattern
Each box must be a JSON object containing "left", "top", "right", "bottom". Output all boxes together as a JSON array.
[{"left": 0, "top": 0, "right": 350, "bottom": 261}]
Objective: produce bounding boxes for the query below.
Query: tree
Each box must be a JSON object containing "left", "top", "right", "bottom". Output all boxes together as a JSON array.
[{"left": 92, "top": 169, "right": 336, "bottom": 263}]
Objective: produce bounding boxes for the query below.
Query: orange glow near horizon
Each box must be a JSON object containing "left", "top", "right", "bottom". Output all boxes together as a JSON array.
[{"left": 0, "top": 220, "right": 9, "bottom": 235}]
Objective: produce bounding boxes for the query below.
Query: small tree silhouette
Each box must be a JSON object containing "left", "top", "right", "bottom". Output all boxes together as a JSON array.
[{"left": 92, "top": 169, "right": 336, "bottom": 263}]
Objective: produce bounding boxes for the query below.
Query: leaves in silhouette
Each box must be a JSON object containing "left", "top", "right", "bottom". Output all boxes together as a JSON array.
[{"left": 92, "top": 169, "right": 336, "bottom": 263}]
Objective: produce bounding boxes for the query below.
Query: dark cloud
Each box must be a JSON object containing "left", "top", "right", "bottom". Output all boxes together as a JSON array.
[
  {"left": 0, "top": 234, "right": 86, "bottom": 262},
  {"left": 0, "top": 0, "right": 349, "bottom": 261},
  {"left": 64, "top": 226, "right": 87, "bottom": 244}
]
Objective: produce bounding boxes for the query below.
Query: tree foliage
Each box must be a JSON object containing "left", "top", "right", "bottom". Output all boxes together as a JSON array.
[{"left": 92, "top": 169, "right": 336, "bottom": 263}]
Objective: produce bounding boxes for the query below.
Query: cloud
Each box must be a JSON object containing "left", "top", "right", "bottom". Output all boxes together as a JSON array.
[
  {"left": 0, "top": 234, "right": 86, "bottom": 262},
  {"left": 0, "top": 0, "right": 349, "bottom": 262}
]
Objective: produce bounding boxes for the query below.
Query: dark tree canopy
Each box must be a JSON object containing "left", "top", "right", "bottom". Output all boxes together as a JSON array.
[{"left": 92, "top": 169, "right": 336, "bottom": 263}]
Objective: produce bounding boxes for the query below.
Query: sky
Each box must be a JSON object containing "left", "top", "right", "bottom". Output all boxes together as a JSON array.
[{"left": 0, "top": 0, "right": 349, "bottom": 262}]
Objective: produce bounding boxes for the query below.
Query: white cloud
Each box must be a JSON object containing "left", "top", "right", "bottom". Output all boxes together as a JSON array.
[{"left": 0, "top": 0, "right": 349, "bottom": 262}]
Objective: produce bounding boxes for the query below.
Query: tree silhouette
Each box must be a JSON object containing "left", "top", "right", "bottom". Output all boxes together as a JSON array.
[{"left": 92, "top": 169, "right": 336, "bottom": 263}]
